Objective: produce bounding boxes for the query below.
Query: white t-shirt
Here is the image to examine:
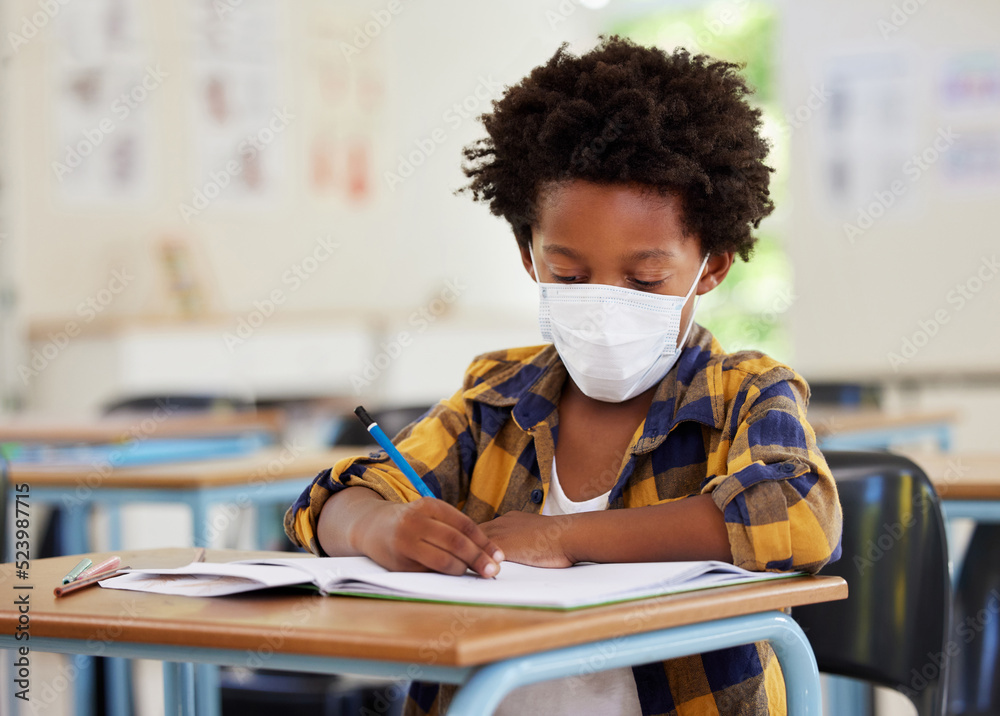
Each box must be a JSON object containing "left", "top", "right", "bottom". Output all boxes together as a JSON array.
[{"left": 493, "top": 459, "right": 643, "bottom": 716}]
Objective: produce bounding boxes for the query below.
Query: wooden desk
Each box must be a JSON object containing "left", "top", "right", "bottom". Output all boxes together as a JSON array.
[
  {"left": 0, "top": 549, "right": 847, "bottom": 716},
  {"left": 7, "top": 447, "right": 365, "bottom": 551},
  {"left": 896, "top": 450, "right": 1000, "bottom": 587},
  {"left": 1, "top": 424, "right": 367, "bottom": 716},
  {"left": 808, "top": 408, "right": 956, "bottom": 451},
  {"left": 0, "top": 409, "right": 287, "bottom": 445},
  {"left": 898, "top": 450, "right": 1000, "bottom": 502}
]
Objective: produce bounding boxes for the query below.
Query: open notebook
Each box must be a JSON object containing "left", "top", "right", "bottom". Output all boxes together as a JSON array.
[{"left": 98, "top": 557, "right": 801, "bottom": 610}]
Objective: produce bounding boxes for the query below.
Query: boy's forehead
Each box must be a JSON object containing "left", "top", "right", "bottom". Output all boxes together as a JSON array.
[{"left": 536, "top": 180, "right": 699, "bottom": 258}]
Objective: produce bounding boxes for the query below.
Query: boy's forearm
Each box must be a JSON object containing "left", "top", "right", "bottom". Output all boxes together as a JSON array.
[
  {"left": 562, "top": 494, "right": 734, "bottom": 564},
  {"left": 316, "top": 485, "right": 389, "bottom": 557}
]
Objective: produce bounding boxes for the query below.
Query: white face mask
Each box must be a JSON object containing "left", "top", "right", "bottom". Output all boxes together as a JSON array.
[{"left": 530, "top": 245, "right": 708, "bottom": 403}]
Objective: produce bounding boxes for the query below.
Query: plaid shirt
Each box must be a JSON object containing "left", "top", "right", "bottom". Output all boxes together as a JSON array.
[{"left": 285, "top": 324, "right": 842, "bottom": 716}]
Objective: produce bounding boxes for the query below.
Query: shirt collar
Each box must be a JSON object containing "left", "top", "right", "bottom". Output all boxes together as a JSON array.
[{"left": 463, "top": 324, "right": 726, "bottom": 440}]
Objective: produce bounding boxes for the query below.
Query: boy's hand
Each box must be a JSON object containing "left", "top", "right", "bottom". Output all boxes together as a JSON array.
[
  {"left": 356, "top": 497, "right": 505, "bottom": 579},
  {"left": 480, "top": 511, "right": 574, "bottom": 568}
]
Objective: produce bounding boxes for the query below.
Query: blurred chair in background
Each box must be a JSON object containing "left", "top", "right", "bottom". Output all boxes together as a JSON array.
[{"left": 948, "top": 523, "right": 1000, "bottom": 715}]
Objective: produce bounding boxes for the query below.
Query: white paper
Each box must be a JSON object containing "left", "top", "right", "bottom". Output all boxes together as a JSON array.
[{"left": 100, "top": 557, "right": 795, "bottom": 609}]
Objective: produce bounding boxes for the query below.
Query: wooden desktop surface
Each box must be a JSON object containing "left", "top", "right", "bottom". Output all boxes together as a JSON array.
[
  {"left": 5, "top": 447, "right": 370, "bottom": 489},
  {"left": 898, "top": 450, "right": 1000, "bottom": 500},
  {"left": 0, "top": 409, "right": 286, "bottom": 444},
  {"left": 807, "top": 407, "right": 957, "bottom": 436},
  {"left": 0, "top": 549, "right": 848, "bottom": 667}
]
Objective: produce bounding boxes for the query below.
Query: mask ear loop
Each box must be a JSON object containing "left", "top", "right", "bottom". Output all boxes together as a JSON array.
[
  {"left": 675, "top": 254, "right": 711, "bottom": 351},
  {"left": 527, "top": 243, "right": 539, "bottom": 283}
]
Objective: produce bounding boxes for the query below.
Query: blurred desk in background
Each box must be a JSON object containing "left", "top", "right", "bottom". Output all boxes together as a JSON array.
[
  {"left": 809, "top": 407, "right": 957, "bottom": 451},
  {"left": 898, "top": 450, "right": 1000, "bottom": 544},
  {"left": 6, "top": 446, "right": 365, "bottom": 553},
  {"left": 0, "top": 408, "right": 286, "bottom": 446}
]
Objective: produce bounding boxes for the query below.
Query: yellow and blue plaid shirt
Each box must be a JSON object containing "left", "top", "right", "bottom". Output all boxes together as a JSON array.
[{"left": 285, "top": 324, "right": 843, "bottom": 716}]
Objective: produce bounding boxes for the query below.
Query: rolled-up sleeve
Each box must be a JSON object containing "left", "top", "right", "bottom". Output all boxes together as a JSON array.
[
  {"left": 283, "top": 387, "right": 478, "bottom": 556},
  {"left": 702, "top": 366, "right": 843, "bottom": 574}
]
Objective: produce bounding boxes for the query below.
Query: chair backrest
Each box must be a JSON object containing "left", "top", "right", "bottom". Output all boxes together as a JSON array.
[
  {"left": 792, "top": 450, "right": 951, "bottom": 716},
  {"left": 102, "top": 394, "right": 256, "bottom": 415},
  {"left": 332, "top": 405, "right": 433, "bottom": 447},
  {"left": 948, "top": 522, "right": 1000, "bottom": 714}
]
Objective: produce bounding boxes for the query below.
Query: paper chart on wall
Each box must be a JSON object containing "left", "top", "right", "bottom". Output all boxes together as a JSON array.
[
  {"left": 936, "top": 49, "right": 1000, "bottom": 196},
  {"left": 183, "top": 0, "right": 285, "bottom": 214},
  {"left": 50, "top": 0, "right": 155, "bottom": 205},
  {"left": 302, "top": 1, "right": 387, "bottom": 205},
  {"left": 815, "top": 51, "right": 925, "bottom": 224}
]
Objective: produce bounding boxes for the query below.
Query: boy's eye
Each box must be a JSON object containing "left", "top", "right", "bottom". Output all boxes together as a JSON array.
[
  {"left": 629, "top": 277, "right": 666, "bottom": 289},
  {"left": 551, "top": 274, "right": 585, "bottom": 283}
]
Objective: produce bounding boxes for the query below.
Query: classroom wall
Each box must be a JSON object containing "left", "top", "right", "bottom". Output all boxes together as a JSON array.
[
  {"left": 3, "top": 0, "right": 999, "bottom": 422},
  {"left": 781, "top": 0, "right": 1000, "bottom": 380},
  {"left": 3, "top": 0, "right": 604, "bottom": 412}
]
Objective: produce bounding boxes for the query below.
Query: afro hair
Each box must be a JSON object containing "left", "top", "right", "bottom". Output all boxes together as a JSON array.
[{"left": 459, "top": 35, "right": 774, "bottom": 262}]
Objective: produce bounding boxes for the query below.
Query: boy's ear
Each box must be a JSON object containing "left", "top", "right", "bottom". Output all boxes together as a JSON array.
[
  {"left": 518, "top": 240, "right": 537, "bottom": 281},
  {"left": 696, "top": 251, "right": 735, "bottom": 296}
]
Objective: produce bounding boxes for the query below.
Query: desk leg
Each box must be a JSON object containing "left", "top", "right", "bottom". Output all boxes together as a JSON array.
[
  {"left": 105, "top": 657, "right": 131, "bottom": 716},
  {"left": 188, "top": 493, "right": 221, "bottom": 716},
  {"left": 195, "top": 663, "right": 220, "bottom": 716},
  {"left": 191, "top": 494, "right": 210, "bottom": 549},
  {"left": 163, "top": 662, "right": 179, "bottom": 716},
  {"left": 72, "top": 653, "right": 96, "bottom": 716},
  {"left": 446, "top": 611, "right": 821, "bottom": 716},
  {"left": 179, "top": 663, "right": 197, "bottom": 716}
]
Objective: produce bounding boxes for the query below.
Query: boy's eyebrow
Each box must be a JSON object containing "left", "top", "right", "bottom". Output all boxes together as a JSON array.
[
  {"left": 542, "top": 245, "right": 679, "bottom": 262},
  {"left": 541, "top": 243, "right": 580, "bottom": 259},
  {"left": 624, "top": 248, "right": 678, "bottom": 262}
]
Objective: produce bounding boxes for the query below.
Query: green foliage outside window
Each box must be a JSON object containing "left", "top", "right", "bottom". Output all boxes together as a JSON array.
[{"left": 612, "top": 2, "right": 794, "bottom": 361}]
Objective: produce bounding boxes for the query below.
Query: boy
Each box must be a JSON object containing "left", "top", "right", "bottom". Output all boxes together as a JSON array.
[{"left": 286, "top": 36, "right": 842, "bottom": 716}]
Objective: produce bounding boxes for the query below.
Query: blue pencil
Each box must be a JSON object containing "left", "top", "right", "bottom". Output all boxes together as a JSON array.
[{"left": 354, "top": 406, "right": 436, "bottom": 499}]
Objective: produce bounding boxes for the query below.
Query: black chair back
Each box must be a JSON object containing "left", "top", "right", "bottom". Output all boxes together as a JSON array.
[
  {"left": 949, "top": 523, "right": 1000, "bottom": 715},
  {"left": 792, "top": 450, "right": 951, "bottom": 716},
  {"left": 332, "top": 405, "right": 433, "bottom": 446}
]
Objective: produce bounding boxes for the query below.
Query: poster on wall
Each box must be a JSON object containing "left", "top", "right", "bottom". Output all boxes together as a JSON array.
[
  {"left": 302, "top": 0, "right": 387, "bottom": 205},
  {"left": 816, "top": 50, "right": 923, "bottom": 229},
  {"left": 50, "top": 0, "right": 156, "bottom": 205},
  {"left": 937, "top": 50, "right": 1000, "bottom": 196},
  {"left": 182, "top": 0, "right": 285, "bottom": 219}
]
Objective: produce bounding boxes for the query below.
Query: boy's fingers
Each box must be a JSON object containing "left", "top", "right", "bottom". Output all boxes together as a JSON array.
[
  {"left": 424, "top": 499, "right": 505, "bottom": 564},
  {"left": 416, "top": 519, "right": 501, "bottom": 578}
]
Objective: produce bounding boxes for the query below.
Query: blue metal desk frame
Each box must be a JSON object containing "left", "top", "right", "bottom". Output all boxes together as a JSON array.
[{"left": 1, "top": 610, "right": 824, "bottom": 716}]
